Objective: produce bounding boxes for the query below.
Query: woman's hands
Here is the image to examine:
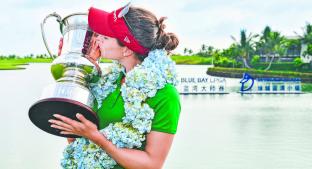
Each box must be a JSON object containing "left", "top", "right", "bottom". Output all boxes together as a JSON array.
[
  {"left": 49, "top": 113, "right": 100, "bottom": 140},
  {"left": 87, "top": 33, "right": 101, "bottom": 62},
  {"left": 49, "top": 114, "right": 175, "bottom": 169}
]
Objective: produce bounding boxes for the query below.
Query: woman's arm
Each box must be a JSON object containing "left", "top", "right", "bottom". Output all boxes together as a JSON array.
[
  {"left": 93, "top": 130, "right": 174, "bottom": 169},
  {"left": 49, "top": 113, "right": 175, "bottom": 169}
]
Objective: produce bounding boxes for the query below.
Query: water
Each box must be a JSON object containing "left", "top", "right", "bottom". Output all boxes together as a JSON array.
[{"left": 0, "top": 64, "right": 311, "bottom": 169}]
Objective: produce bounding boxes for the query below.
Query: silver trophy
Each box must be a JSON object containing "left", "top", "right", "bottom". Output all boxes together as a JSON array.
[{"left": 29, "top": 12, "right": 101, "bottom": 138}]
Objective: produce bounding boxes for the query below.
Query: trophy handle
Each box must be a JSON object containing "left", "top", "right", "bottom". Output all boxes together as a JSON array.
[{"left": 40, "top": 12, "right": 63, "bottom": 59}]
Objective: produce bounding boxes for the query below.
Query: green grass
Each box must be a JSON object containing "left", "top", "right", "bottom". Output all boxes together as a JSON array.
[
  {"left": 0, "top": 58, "right": 52, "bottom": 63},
  {"left": 0, "top": 57, "right": 115, "bottom": 70},
  {"left": 302, "top": 83, "right": 312, "bottom": 92},
  {"left": 0, "top": 60, "right": 28, "bottom": 70},
  {"left": 0, "top": 63, "right": 26, "bottom": 70},
  {"left": 171, "top": 55, "right": 212, "bottom": 65},
  {"left": 0, "top": 58, "right": 52, "bottom": 70}
]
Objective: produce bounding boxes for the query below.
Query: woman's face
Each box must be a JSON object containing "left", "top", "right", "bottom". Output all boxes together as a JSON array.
[{"left": 95, "top": 34, "right": 124, "bottom": 60}]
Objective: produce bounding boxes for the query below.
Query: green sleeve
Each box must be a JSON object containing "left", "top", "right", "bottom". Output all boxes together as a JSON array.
[{"left": 147, "top": 84, "right": 181, "bottom": 134}]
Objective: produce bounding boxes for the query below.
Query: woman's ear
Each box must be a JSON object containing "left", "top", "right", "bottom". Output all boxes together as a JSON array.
[{"left": 122, "top": 47, "right": 135, "bottom": 57}]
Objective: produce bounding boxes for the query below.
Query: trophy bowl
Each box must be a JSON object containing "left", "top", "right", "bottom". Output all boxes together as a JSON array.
[{"left": 29, "top": 12, "right": 101, "bottom": 138}]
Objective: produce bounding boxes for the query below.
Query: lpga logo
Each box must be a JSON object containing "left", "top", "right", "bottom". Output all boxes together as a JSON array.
[{"left": 240, "top": 73, "right": 254, "bottom": 92}]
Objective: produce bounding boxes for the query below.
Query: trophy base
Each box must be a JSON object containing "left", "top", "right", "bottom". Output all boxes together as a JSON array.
[{"left": 29, "top": 98, "right": 98, "bottom": 138}]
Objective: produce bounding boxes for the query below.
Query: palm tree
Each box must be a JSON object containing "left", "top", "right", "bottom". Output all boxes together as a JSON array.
[
  {"left": 295, "top": 23, "right": 312, "bottom": 58},
  {"left": 256, "top": 26, "right": 286, "bottom": 70},
  {"left": 188, "top": 49, "right": 193, "bottom": 55},
  {"left": 199, "top": 44, "right": 208, "bottom": 57},
  {"left": 183, "top": 48, "right": 188, "bottom": 55},
  {"left": 284, "top": 38, "right": 301, "bottom": 56},
  {"left": 263, "top": 31, "right": 285, "bottom": 70},
  {"left": 201, "top": 44, "right": 207, "bottom": 52},
  {"left": 231, "top": 29, "right": 258, "bottom": 68},
  {"left": 257, "top": 26, "right": 272, "bottom": 62},
  {"left": 297, "top": 23, "right": 312, "bottom": 44},
  {"left": 207, "top": 46, "right": 214, "bottom": 56},
  {"left": 199, "top": 44, "right": 214, "bottom": 57}
]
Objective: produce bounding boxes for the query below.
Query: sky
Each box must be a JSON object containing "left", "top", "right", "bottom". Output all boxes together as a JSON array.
[{"left": 1, "top": 0, "right": 312, "bottom": 56}]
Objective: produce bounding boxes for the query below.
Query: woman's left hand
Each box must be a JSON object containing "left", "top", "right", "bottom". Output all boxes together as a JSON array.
[{"left": 49, "top": 113, "right": 99, "bottom": 139}]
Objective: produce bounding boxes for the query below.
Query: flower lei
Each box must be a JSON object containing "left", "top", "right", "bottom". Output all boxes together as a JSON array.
[{"left": 60, "top": 49, "right": 178, "bottom": 169}]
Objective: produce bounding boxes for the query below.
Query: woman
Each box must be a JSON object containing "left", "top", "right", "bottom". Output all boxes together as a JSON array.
[{"left": 49, "top": 3, "right": 181, "bottom": 169}]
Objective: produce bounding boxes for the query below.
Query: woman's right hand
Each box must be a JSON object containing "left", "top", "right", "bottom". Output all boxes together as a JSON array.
[
  {"left": 67, "top": 138, "right": 76, "bottom": 144},
  {"left": 86, "top": 33, "right": 102, "bottom": 75},
  {"left": 87, "top": 33, "right": 101, "bottom": 62}
]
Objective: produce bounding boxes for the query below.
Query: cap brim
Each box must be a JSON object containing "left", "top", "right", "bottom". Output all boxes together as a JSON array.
[{"left": 88, "top": 7, "right": 115, "bottom": 37}]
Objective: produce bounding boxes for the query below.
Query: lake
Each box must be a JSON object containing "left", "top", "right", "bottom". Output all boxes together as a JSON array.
[{"left": 0, "top": 64, "right": 311, "bottom": 169}]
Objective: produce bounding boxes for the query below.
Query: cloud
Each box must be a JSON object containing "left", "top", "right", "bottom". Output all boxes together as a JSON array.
[{"left": 1, "top": 0, "right": 312, "bottom": 55}]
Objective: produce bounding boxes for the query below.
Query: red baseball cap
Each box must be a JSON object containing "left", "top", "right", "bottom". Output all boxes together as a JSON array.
[{"left": 88, "top": 6, "right": 149, "bottom": 55}]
